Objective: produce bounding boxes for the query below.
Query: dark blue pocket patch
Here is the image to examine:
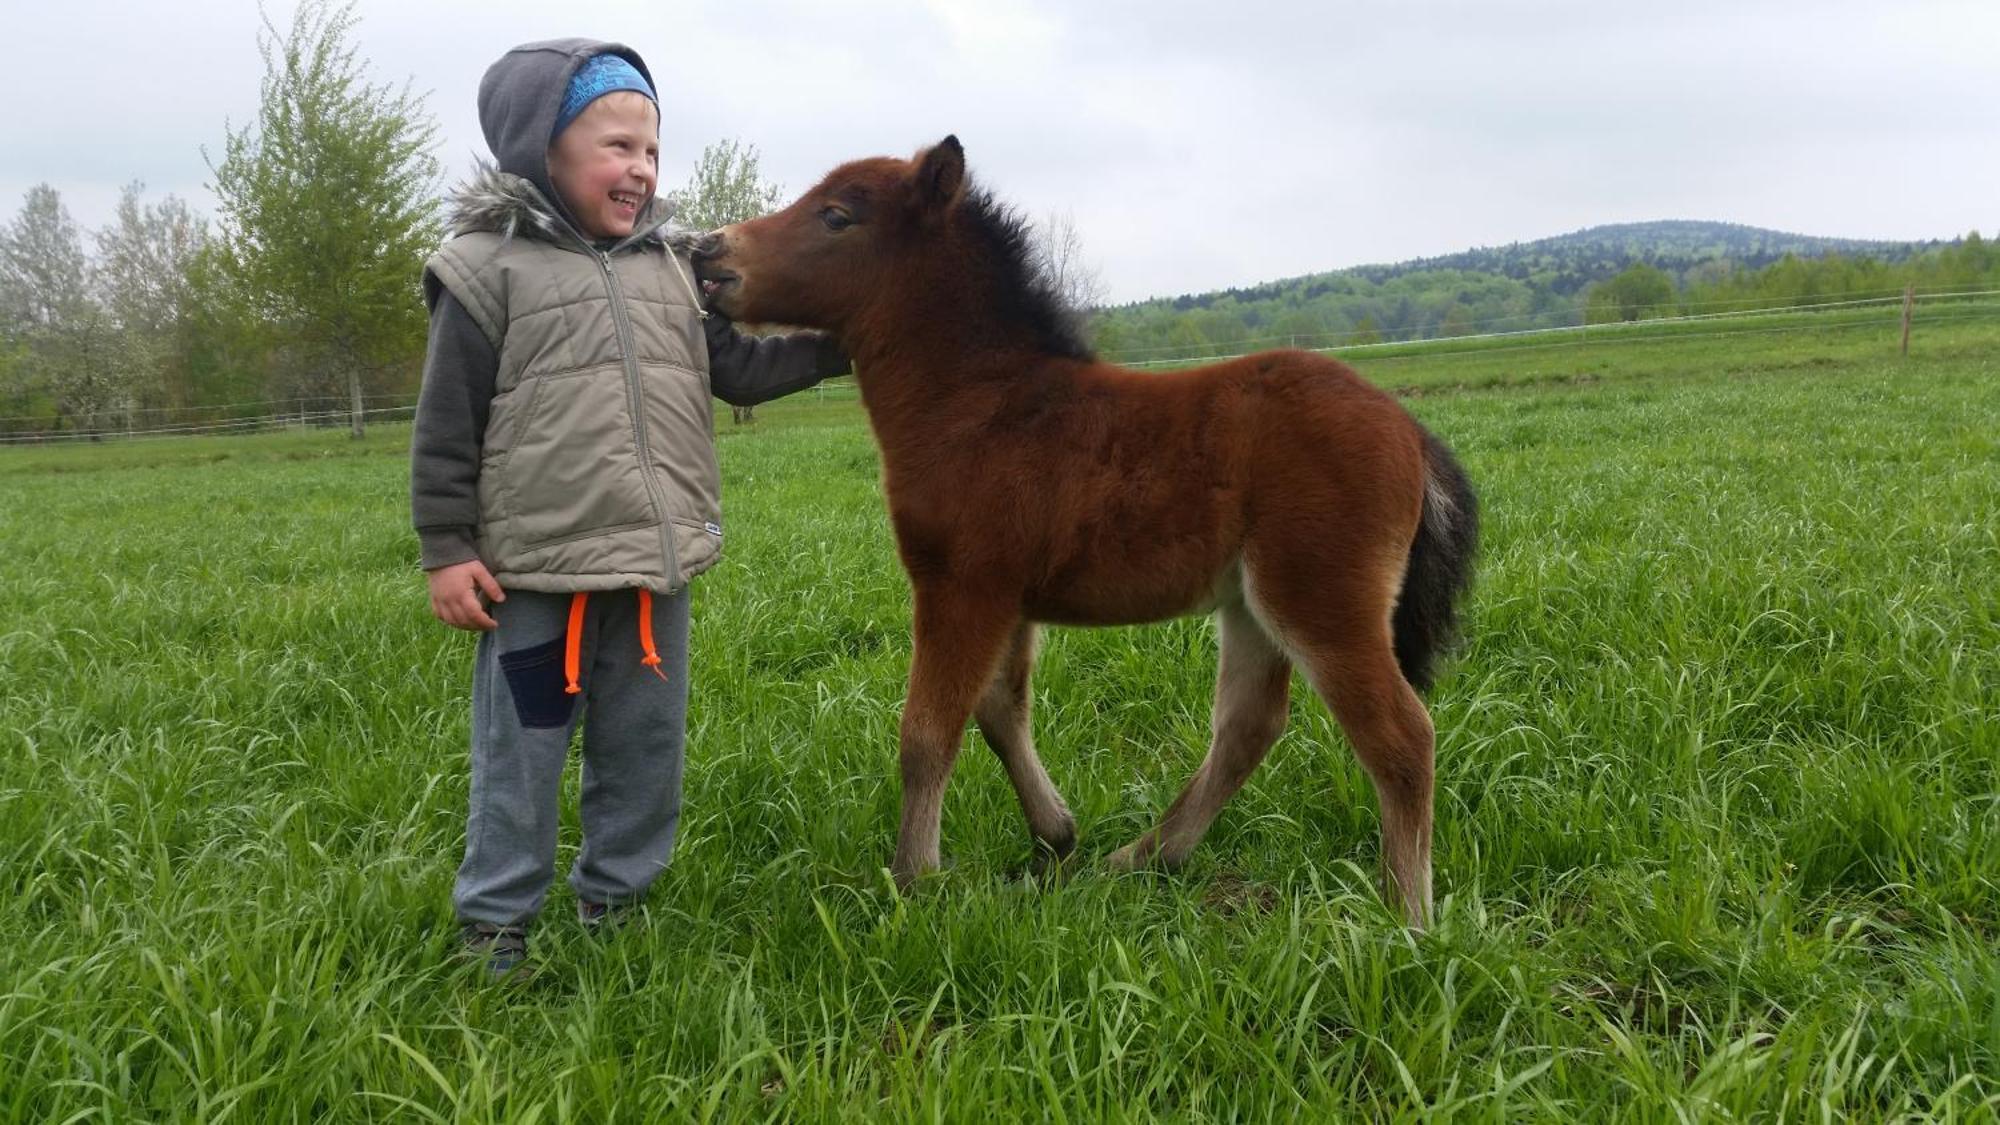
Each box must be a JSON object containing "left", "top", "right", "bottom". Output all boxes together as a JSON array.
[{"left": 499, "top": 636, "right": 574, "bottom": 729}]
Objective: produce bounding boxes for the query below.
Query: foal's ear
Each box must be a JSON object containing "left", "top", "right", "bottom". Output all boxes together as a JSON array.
[{"left": 915, "top": 135, "right": 965, "bottom": 210}]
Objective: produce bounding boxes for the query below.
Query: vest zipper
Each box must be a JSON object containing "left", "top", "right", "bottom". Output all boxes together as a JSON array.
[{"left": 599, "top": 249, "right": 683, "bottom": 593}]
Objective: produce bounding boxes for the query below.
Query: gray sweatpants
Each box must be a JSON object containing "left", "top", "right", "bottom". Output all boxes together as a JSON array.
[{"left": 454, "top": 586, "right": 691, "bottom": 927}]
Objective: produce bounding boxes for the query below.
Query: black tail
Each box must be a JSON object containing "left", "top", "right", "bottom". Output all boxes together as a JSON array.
[{"left": 1392, "top": 428, "right": 1479, "bottom": 693}]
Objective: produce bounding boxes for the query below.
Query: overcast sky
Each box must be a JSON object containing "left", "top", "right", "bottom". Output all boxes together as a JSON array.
[{"left": 4, "top": 0, "right": 1994, "bottom": 303}]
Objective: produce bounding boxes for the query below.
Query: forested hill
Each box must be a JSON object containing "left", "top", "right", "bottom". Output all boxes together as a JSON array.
[
  {"left": 1343, "top": 221, "right": 1929, "bottom": 294},
  {"left": 1091, "top": 220, "right": 1962, "bottom": 361}
]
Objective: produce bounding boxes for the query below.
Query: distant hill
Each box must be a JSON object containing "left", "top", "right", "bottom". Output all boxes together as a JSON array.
[
  {"left": 1143, "top": 221, "right": 1938, "bottom": 309},
  {"left": 1345, "top": 221, "right": 1934, "bottom": 295},
  {"left": 1091, "top": 220, "right": 1963, "bottom": 360}
]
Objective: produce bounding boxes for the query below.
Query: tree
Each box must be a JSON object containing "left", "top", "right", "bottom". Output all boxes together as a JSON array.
[
  {"left": 675, "top": 138, "right": 785, "bottom": 233},
  {"left": 95, "top": 183, "right": 208, "bottom": 412},
  {"left": 1091, "top": 315, "right": 1129, "bottom": 358},
  {"left": 1031, "top": 209, "right": 1108, "bottom": 320},
  {"left": 1585, "top": 262, "right": 1676, "bottom": 323},
  {"left": 677, "top": 138, "right": 786, "bottom": 423},
  {"left": 1164, "top": 314, "right": 1209, "bottom": 358},
  {"left": 0, "top": 185, "right": 91, "bottom": 333},
  {"left": 1939, "top": 229, "right": 1991, "bottom": 286},
  {"left": 1270, "top": 307, "right": 1328, "bottom": 349},
  {"left": 0, "top": 185, "right": 119, "bottom": 432},
  {"left": 180, "top": 240, "right": 274, "bottom": 411},
  {"left": 205, "top": 0, "right": 441, "bottom": 437},
  {"left": 1194, "top": 305, "right": 1249, "bottom": 354}
]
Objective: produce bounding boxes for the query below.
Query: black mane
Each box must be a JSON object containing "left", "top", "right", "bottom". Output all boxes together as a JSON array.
[{"left": 955, "top": 187, "right": 1096, "bottom": 361}]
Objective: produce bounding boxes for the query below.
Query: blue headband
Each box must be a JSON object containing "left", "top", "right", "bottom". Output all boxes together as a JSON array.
[{"left": 554, "top": 54, "right": 656, "bottom": 138}]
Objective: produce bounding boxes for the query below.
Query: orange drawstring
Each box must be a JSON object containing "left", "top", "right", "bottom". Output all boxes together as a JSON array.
[
  {"left": 563, "top": 592, "right": 588, "bottom": 695},
  {"left": 562, "top": 589, "right": 667, "bottom": 695},
  {"left": 637, "top": 588, "right": 668, "bottom": 681}
]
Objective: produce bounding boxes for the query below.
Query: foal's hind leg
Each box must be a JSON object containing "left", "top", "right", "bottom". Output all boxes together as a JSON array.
[
  {"left": 1289, "top": 631, "right": 1436, "bottom": 929},
  {"left": 974, "top": 623, "right": 1077, "bottom": 870},
  {"left": 891, "top": 588, "right": 1020, "bottom": 889},
  {"left": 1107, "top": 599, "right": 1292, "bottom": 872}
]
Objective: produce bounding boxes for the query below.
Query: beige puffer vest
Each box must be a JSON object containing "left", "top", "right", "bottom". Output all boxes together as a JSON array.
[{"left": 424, "top": 175, "right": 720, "bottom": 594}]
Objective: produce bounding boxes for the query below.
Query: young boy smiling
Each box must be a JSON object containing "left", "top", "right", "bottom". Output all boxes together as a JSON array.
[{"left": 410, "top": 39, "right": 847, "bottom": 978}]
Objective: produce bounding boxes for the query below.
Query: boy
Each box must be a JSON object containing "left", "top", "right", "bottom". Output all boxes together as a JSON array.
[{"left": 411, "top": 39, "right": 847, "bottom": 978}]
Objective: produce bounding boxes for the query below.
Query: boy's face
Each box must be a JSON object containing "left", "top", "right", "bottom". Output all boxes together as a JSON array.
[{"left": 547, "top": 92, "right": 660, "bottom": 241}]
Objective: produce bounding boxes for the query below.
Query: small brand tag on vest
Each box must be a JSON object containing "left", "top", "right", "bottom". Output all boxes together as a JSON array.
[{"left": 704, "top": 522, "right": 723, "bottom": 537}]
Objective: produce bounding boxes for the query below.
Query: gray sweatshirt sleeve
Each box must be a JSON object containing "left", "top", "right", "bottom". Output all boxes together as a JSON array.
[
  {"left": 704, "top": 313, "right": 851, "bottom": 406},
  {"left": 410, "top": 289, "right": 498, "bottom": 570}
]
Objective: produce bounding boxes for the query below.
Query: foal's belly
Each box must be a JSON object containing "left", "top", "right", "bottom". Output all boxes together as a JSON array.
[{"left": 1022, "top": 554, "right": 1240, "bottom": 627}]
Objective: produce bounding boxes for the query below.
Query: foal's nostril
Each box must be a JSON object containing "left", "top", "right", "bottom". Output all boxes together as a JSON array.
[{"left": 691, "top": 232, "right": 723, "bottom": 260}]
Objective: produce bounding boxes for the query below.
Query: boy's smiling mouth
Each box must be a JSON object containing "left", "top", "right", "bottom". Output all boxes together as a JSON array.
[{"left": 610, "top": 191, "right": 642, "bottom": 213}]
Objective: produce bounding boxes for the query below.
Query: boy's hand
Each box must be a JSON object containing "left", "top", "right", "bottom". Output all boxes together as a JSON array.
[{"left": 427, "top": 559, "right": 505, "bottom": 631}]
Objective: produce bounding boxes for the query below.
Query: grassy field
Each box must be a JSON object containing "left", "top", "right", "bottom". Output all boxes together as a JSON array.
[{"left": 1, "top": 314, "right": 1995, "bottom": 1120}]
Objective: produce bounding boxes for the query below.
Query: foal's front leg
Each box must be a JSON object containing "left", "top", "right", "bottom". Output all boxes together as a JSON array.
[
  {"left": 891, "top": 587, "right": 1020, "bottom": 888},
  {"left": 975, "top": 622, "right": 1077, "bottom": 870}
]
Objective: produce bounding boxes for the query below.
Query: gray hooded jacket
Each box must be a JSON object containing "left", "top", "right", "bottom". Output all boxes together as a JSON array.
[{"left": 410, "top": 38, "right": 846, "bottom": 590}]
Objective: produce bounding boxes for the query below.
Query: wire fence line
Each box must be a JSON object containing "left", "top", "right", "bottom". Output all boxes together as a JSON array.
[
  {"left": 2, "top": 295, "right": 1992, "bottom": 445},
  {"left": 0, "top": 403, "right": 423, "bottom": 445},
  {"left": 0, "top": 393, "right": 424, "bottom": 441},
  {"left": 1351, "top": 307, "right": 1999, "bottom": 367},
  {"left": 1106, "top": 286, "right": 2000, "bottom": 367},
  {"left": 0, "top": 391, "right": 424, "bottom": 428},
  {"left": 0, "top": 383, "right": 868, "bottom": 446}
]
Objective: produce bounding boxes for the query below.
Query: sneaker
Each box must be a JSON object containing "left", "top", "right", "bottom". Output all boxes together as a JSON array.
[
  {"left": 459, "top": 921, "right": 531, "bottom": 980},
  {"left": 577, "top": 900, "right": 640, "bottom": 932}
]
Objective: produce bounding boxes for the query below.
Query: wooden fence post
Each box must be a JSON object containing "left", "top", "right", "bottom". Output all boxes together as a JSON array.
[{"left": 1900, "top": 284, "right": 1914, "bottom": 357}]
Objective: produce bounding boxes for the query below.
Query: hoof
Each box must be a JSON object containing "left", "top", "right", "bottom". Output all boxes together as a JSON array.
[
  {"left": 891, "top": 855, "right": 953, "bottom": 893},
  {"left": 1106, "top": 832, "right": 1184, "bottom": 875},
  {"left": 1104, "top": 842, "right": 1151, "bottom": 873},
  {"left": 1011, "top": 833, "right": 1078, "bottom": 884}
]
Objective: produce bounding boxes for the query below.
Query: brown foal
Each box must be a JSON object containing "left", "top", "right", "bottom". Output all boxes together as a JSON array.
[{"left": 697, "top": 137, "right": 1478, "bottom": 927}]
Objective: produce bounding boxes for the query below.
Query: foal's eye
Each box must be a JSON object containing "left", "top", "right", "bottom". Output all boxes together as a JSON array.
[{"left": 820, "top": 207, "right": 854, "bottom": 232}]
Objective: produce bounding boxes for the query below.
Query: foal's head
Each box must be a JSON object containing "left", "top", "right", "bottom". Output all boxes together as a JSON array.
[
  {"left": 694, "top": 136, "right": 1091, "bottom": 359},
  {"left": 693, "top": 137, "right": 965, "bottom": 331}
]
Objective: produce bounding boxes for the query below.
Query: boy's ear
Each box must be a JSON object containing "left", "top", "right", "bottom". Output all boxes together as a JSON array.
[{"left": 915, "top": 135, "right": 965, "bottom": 211}]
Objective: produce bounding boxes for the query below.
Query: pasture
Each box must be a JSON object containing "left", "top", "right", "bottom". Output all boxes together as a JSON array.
[{"left": 0, "top": 315, "right": 1995, "bottom": 1120}]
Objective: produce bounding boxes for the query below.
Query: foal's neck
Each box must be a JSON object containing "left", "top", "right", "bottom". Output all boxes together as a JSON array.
[{"left": 848, "top": 279, "right": 1056, "bottom": 425}]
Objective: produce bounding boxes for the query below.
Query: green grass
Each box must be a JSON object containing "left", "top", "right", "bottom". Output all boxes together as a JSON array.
[
  {"left": 1, "top": 317, "right": 1996, "bottom": 1121},
  {"left": 1159, "top": 298, "right": 2000, "bottom": 394}
]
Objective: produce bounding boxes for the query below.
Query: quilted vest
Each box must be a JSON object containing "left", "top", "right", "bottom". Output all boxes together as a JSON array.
[{"left": 424, "top": 210, "right": 721, "bottom": 593}]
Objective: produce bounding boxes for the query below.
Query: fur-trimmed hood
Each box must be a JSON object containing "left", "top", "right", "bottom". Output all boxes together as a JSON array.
[
  {"left": 444, "top": 162, "right": 699, "bottom": 253},
  {"left": 471, "top": 38, "right": 656, "bottom": 244}
]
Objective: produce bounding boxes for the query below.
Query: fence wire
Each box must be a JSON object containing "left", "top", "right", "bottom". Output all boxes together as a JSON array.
[{"left": 2, "top": 293, "right": 1992, "bottom": 445}]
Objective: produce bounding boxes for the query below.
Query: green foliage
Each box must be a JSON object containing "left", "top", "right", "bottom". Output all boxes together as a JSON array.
[
  {"left": 0, "top": 184, "right": 92, "bottom": 332},
  {"left": 1586, "top": 262, "right": 1676, "bottom": 323},
  {"left": 93, "top": 182, "right": 209, "bottom": 413},
  {"left": 678, "top": 138, "right": 787, "bottom": 424},
  {"left": 1436, "top": 303, "right": 1474, "bottom": 336},
  {"left": 675, "top": 138, "right": 785, "bottom": 232},
  {"left": 203, "top": 0, "right": 440, "bottom": 421},
  {"left": 1164, "top": 314, "right": 1209, "bottom": 356},
  {"left": 1094, "top": 221, "right": 1996, "bottom": 363},
  {"left": 0, "top": 185, "right": 122, "bottom": 428},
  {"left": 180, "top": 238, "right": 279, "bottom": 411}
]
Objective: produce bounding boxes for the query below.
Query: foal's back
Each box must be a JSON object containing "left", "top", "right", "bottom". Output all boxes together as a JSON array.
[{"left": 974, "top": 349, "right": 1427, "bottom": 628}]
